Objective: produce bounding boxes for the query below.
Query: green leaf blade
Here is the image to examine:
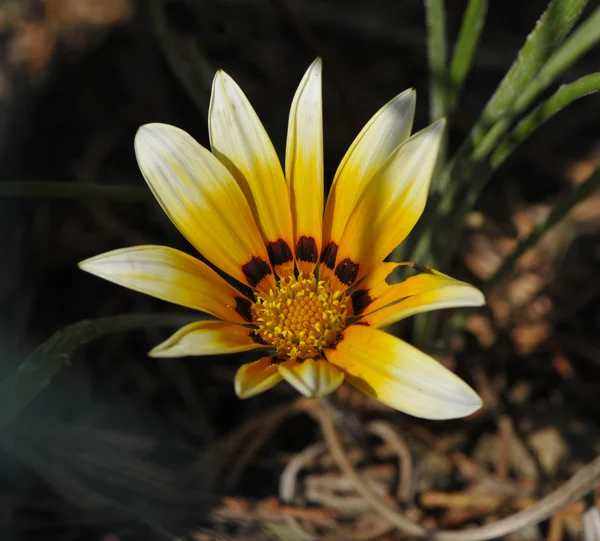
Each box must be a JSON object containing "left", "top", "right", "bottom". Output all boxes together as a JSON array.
[
  {"left": 425, "top": 0, "right": 449, "bottom": 121},
  {"left": 0, "top": 313, "right": 197, "bottom": 428},
  {"left": 448, "top": 0, "right": 488, "bottom": 111}
]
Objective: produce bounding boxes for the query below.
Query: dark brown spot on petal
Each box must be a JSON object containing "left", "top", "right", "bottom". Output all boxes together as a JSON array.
[
  {"left": 295, "top": 236, "right": 318, "bottom": 263},
  {"left": 235, "top": 296, "right": 254, "bottom": 322},
  {"left": 249, "top": 331, "right": 268, "bottom": 345},
  {"left": 267, "top": 239, "right": 293, "bottom": 268},
  {"left": 270, "top": 355, "right": 283, "bottom": 365},
  {"left": 335, "top": 258, "right": 359, "bottom": 286},
  {"left": 351, "top": 289, "right": 373, "bottom": 315},
  {"left": 242, "top": 256, "right": 272, "bottom": 287},
  {"left": 354, "top": 321, "right": 370, "bottom": 326},
  {"left": 320, "top": 241, "right": 338, "bottom": 270},
  {"left": 325, "top": 332, "right": 345, "bottom": 350}
]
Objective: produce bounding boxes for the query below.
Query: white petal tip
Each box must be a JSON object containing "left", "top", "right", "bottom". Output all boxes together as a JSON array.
[
  {"left": 77, "top": 256, "right": 101, "bottom": 274},
  {"left": 148, "top": 335, "right": 188, "bottom": 358},
  {"left": 213, "top": 69, "right": 233, "bottom": 88},
  {"left": 432, "top": 117, "right": 447, "bottom": 131},
  {"left": 473, "top": 290, "right": 486, "bottom": 306},
  {"left": 430, "top": 390, "right": 483, "bottom": 420},
  {"left": 147, "top": 344, "right": 169, "bottom": 358},
  {"left": 309, "top": 57, "right": 322, "bottom": 70}
]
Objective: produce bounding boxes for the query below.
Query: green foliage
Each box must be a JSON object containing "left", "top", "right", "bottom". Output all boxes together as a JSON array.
[
  {"left": 425, "top": 0, "right": 448, "bottom": 121},
  {"left": 0, "top": 314, "right": 196, "bottom": 428},
  {"left": 412, "top": 0, "right": 599, "bottom": 346},
  {"left": 492, "top": 72, "right": 600, "bottom": 168},
  {"left": 448, "top": 0, "right": 488, "bottom": 111}
]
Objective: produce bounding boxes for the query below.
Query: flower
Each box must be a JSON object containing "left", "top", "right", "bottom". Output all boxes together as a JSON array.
[{"left": 79, "top": 59, "right": 485, "bottom": 419}]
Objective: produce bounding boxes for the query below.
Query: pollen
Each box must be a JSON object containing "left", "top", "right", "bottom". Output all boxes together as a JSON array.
[{"left": 253, "top": 273, "right": 348, "bottom": 360}]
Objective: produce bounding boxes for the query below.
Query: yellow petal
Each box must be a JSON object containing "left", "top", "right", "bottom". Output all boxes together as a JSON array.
[
  {"left": 134, "top": 123, "right": 275, "bottom": 292},
  {"left": 361, "top": 268, "right": 485, "bottom": 328},
  {"left": 286, "top": 58, "right": 324, "bottom": 275},
  {"left": 350, "top": 263, "right": 485, "bottom": 326},
  {"left": 235, "top": 356, "right": 283, "bottom": 399},
  {"left": 332, "top": 120, "right": 445, "bottom": 288},
  {"left": 347, "top": 262, "right": 400, "bottom": 315},
  {"left": 326, "top": 325, "right": 482, "bottom": 419},
  {"left": 320, "top": 89, "right": 416, "bottom": 277},
  {"left": 78, "top": 245, "right": 253, "bottom": 324},
  {"left": 209, "top": 71, "right": 294, "bottom": 277},
  {"left": 278, "top": 358, "right": 344, "bottom": 398},
  {"left": 149, "top": 320, "right": 269, "bottom": 357}
]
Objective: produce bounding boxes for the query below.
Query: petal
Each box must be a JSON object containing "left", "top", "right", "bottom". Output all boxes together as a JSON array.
[
  {"left": 278, "top": 358, "right": 344, "bottom": 398},
  {"left": 350, "top": 263, "right": 485, "bottom": 327},
  {"left": 320, "top": 89, "right": 416, "bottom": 277},
  {"left": 209, "top": 71, "right": 294, "bottom": 277},
  {"left": 363, "top": 275, "right": 485, "bottom": 329},
  {"left": 149, "top": 320, "right": 269, "bottom": 357},
  {"left": 332, "top": 120, "right": 445, "bottom": 287},
  {"left": 286, "top": 58, "right": 324, "bottom": 275},
  {"left": 326, "top": 325, "right": 482, "bottom": 419},
  {"left": 79, "top": 245, "right": 252, "bottom": 324},
  {"left": 135, "top": 123, "right": 274, "bottom": 292},
  {"left": 235, "top": 356, "right": 283, "bottom": 399},
  {"left": 347, "top": 262, "right": 400, "bottom": 315}
]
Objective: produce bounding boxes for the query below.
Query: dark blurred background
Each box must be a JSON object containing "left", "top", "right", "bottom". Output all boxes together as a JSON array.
[{"left": 1, "top": 1, "right": 599, "bottom": 540}]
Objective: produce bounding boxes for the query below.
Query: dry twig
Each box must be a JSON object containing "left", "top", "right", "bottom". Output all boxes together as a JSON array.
[{"left": 310, "top": 401, "right": 600, "bottom": 541}]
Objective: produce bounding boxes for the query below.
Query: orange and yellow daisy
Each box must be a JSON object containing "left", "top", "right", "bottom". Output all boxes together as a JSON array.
[{"left": 80, "top": 59, "right": 484, "bottom": 419}]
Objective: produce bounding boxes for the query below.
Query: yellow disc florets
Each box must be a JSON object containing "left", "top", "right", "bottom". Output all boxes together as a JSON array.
[{"left": 253, "top": 273, "right": 348, "bottom": 360}]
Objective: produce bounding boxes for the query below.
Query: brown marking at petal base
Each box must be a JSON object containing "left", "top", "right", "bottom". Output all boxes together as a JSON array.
[
  {"left": 320, "top": 241, "right": 338, "bottom": 270},
  {"left": 351, "top": 289, "right": 373, "bottom": 315},
  {"left": 269, "top": 355, "right": 283, "bottom": 365},
  {"left": 295, "top": 236, "right": 318, "bottom": 263},
  {"left": 354, "top": 321, "right": 370, "bottom": 326},
  {"left": 335, "top": 258, "right": 359, "bottom": 286},
  {"left": 242, "top": 256, "right": 272, "bottom": 287},
  {"left": 235, "top": 296, "right": 254, "bottom": 322},
  {"left": 325, "top": 332, "right": 345, "bottom": 350},
  {"left": 249, "top": 331, "right": 268, "bottom": 345},
  {"left": 267, "top": 239, "right": 294, "bottom": 268}
]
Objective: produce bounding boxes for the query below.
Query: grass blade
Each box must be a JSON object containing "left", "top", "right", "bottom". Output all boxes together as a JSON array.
[
  {"left": 0, "top": 313, "right": 197, "bottom": 428},
  {"left": 470, "top": 0, "right": 588, "bottom": 143},
  {"left": 425, "top": 0, "right": 448, "bottom": 121},
  {"left": 515, "top": 6, "right": 600, "bottom": 118},
  {"left": 437, "top": 0, "right": 588, "bottom": 205},
  {"left": 492, "top": 72, "right": 600, "bottom": 168},
  {"left": 435, "top": 72, "right": 600, "bottom": 271},
  {"left": 483, "top": 164, "right": 600, "bottom": 295},
  {"left": 448, "top": 0, "right": 488, "bottom": 111},
  {"left": 443, "top": 164, "right": 600, "bottom": 341}
]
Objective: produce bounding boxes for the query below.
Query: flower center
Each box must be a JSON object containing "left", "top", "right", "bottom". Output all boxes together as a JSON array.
[{"left": 253, "top": 273, "right": 348, "bottom": 360}]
